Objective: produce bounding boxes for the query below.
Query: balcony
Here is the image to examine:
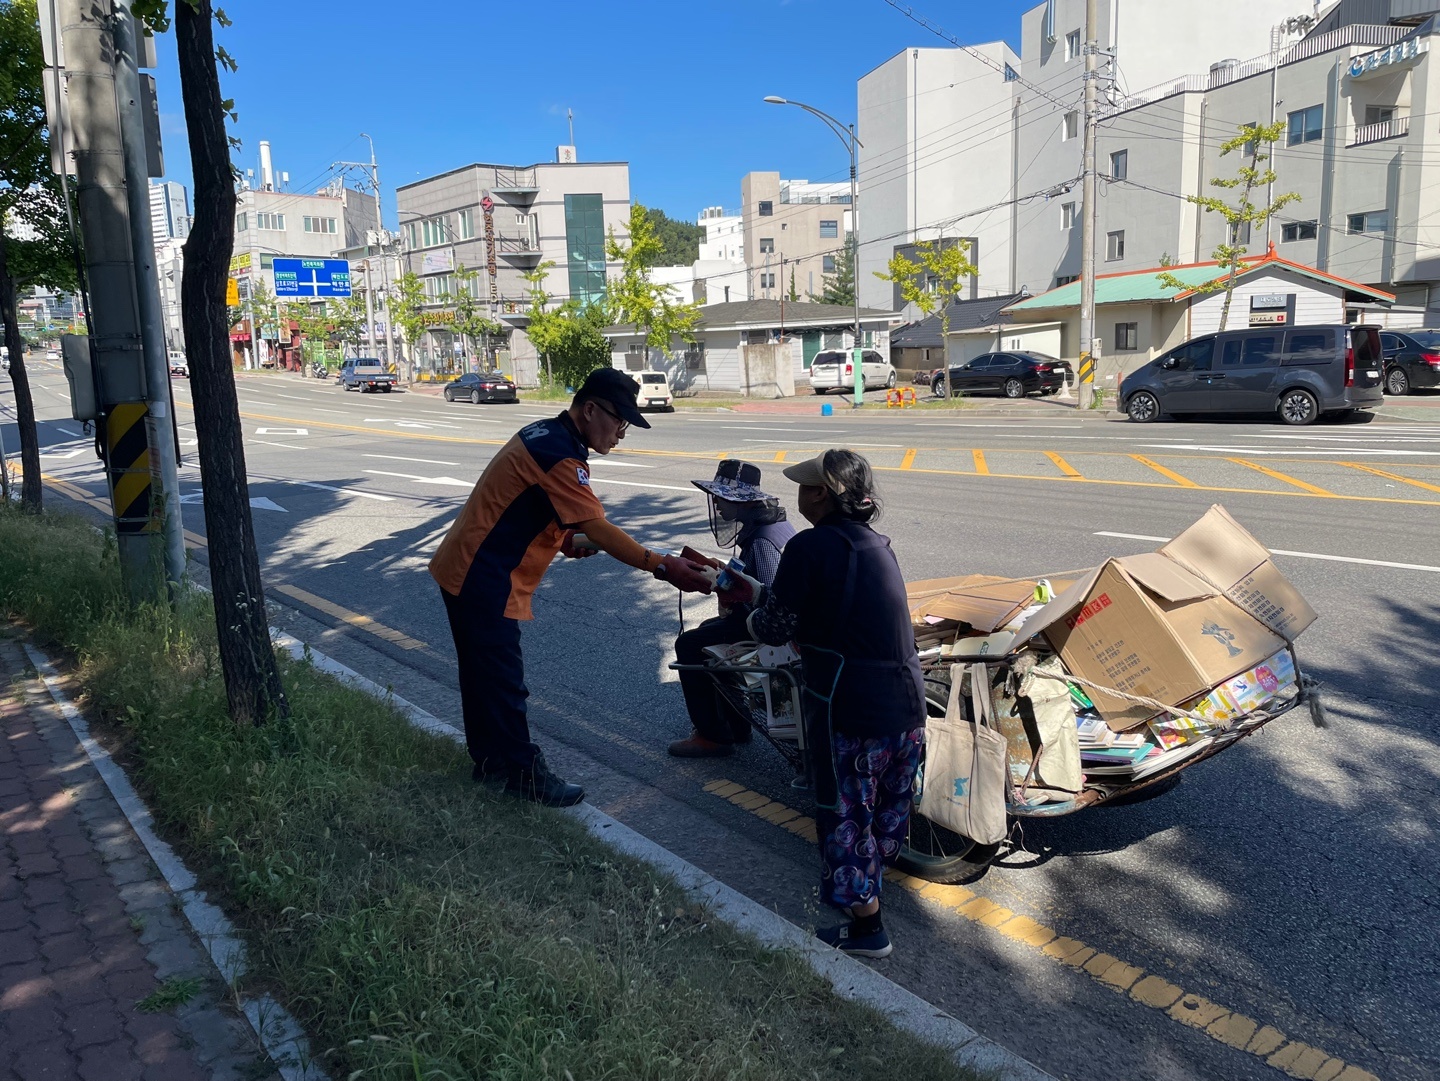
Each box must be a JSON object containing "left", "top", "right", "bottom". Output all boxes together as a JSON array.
[
  {"left": 1348, "top": 115, "right": 1409, "bottom": 147},
  {"left": 491, "top": 167, "right": 539, "bottom": 199},
  {"left": 493, "top": 235, "right": 543, "bottom": 262},
  {"left": 497, "top": 297, "right": 531, "bottom": 322}
]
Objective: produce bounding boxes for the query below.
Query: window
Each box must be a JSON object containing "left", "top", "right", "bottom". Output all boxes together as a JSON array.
[
  {"left": 819, "top": 219, "right": 838, "bottom": 239},
  {"left": 1230, "top": 220, "right": 1251, "bottom": 246},
  {"left": 458, "top": 208, "right": 475, "bottom": 240},
  {"left": 758, "top": 237, "right": 775, "bottom": 254},
  {"left": 424, "top": 274, "right": 452, "bottom": 299},
  {"left": 1061, "top": 201, "right": 1077, "bottom": 229},
  {"left": 1347, "top": 210, "right": 1390, "bottom": 234},
  {"left": 1055, "top": 273, "right": 1079, "bottom": 287},
  {"left": 1166, "top": 336, "right": 1215, "bottom": 371},
  {"left": 1240, "top": 334, "right": 1281, "bottom": 366},
  {"left": 1285, "top": 329, "right": 1331, "bottom": 363},
  {"left": 563, "top": 193, "right": 607, "bottom": 305},
  {"left": 1364, "top": 105, "right": 1396, "bottom": 126},
  {"left": 758, "top": 200, "right": 773, "bottom": 216},
  {"left": 1063, "top": 111, "right": 1079, "bottom": 140},
  {"left": 304, "top": 215, "right": 338, "bottom": 235},
  {"left": 1242, "top": 122, "right": 1259, "bottom": 156},
  {"left": 256, "top": 212, "right": 284, "bottom": 231},
  {"left": 405, "top": 222, "right": 418, "bottom": 249},
  {"left": 1003, "top": 63, "right": 1019, "bottom": 82},
  {"left": 1106, "top": 230, "right": 1125, "bottom": 261},
  {"left": 1281, "top": 220, "right": 1317, "bottom": 242},
  {"left": 1065, "top": 29, "right": 1081, "bottom": 61},
  {"left": 760, "top": 272, "right": 775, "bottom": 289},
  {"left": 234, "top": 212, "right": 248, "bottom": 231},
  {"left": 822, "top": 255, "right": 837, "bottom": 273},
  {"left": 1114, "top": 322, "right": 1138, "bottom": 351},
  {"left": 418, "top": 216, "right": 446, "bottom": 246},
  {"left": 1109, "top": 149, "right": 1128, "bottom": 180},
  {"left": 1287, "top": 104, "right": 1323, "bottom": 145}
]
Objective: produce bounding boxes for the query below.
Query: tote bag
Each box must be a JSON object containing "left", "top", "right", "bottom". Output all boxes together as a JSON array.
[
  {"left": 992, "top": 653, "right": 1083, "bottom": 800},
  {"left": 917, "top": 663, "right": 1009, "bottom": 845}
]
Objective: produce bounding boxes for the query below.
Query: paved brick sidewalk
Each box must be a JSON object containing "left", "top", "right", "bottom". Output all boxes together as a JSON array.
[{"left": 0, "top": 635, "right": 277, "bottom": 1081}]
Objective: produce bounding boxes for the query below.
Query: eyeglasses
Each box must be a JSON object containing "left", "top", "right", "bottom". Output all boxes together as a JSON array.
[{"left": 593, "top": 401, "right": 628, "bottom": 434}]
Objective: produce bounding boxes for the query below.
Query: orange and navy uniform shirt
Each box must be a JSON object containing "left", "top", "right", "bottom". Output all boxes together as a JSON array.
[{"left": 429, "top": 411, "right": 604, "bottom": 620}]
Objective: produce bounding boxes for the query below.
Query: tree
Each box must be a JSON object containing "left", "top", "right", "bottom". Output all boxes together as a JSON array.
[
  {"left": 1158, "top": 121, "right": 1298, "bottom": 332},
  {"left": 605, "top": 202, "right": 700, "bottom": 364},
  {"left": 0, "top": 0, "right": 80, "bottom": 514},
  {"left": 787, "top": 264, "right": 799, "bottom": 302},
  {"left": 449, "top": 264, "right": 503, "bottom": 369},
  {"left": 877, "top": 238, "right": 977, "bottom": 398},
  {"left": 812, "top": 233, "right": 856, "bottom": 307},
  {"left": 389, "top": 270, "right": 428, "bottom": 372},
  {"left": 644, "top": 207, "right": 704, "bottom": 266}
]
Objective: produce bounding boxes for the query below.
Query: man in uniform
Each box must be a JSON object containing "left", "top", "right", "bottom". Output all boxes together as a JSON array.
[{"left": 430, "top": 368, "right": 714, "bottom": 806}]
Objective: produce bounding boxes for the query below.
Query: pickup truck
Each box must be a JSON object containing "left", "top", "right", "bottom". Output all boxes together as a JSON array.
[{"left": 340, "top": 358, "right": 396, "bottom": 393}]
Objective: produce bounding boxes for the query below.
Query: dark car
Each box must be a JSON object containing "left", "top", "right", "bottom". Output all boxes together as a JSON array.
[
  {"left": 443, "top": 371, "right": 518, "bottom": 404},
  {"left": 1119, "top": 324, "right": 1384, "bottom": 426},
  {"left": 1379, "top": 329, "right": 1440, "bottom": 395},
  {"left": 931, "top": 351, "right": 1071, "bottom": 398}
]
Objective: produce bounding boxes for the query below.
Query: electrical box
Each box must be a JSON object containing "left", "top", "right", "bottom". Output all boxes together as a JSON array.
[{"left": 60, "top": 335, "right": 98, "bottom": 421}]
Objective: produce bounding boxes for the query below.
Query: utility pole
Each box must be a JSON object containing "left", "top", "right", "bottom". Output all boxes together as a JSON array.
[
  {"left": 363, "top": 259, "right": 376, "bottom": 357},
  {"left": 1077, "top": 0, "right": 1099, "bottom": 409},
  {"left": 57, "top": 0, "right": 180, "bottom": 601}
]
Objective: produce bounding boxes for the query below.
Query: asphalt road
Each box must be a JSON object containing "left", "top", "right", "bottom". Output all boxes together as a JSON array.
[{"left": 15, "top": 362, "right": 1439, "bottom": 1081}]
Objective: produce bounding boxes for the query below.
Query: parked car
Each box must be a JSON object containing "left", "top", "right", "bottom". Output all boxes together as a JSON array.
[
  {"left": 168, "top": 351, "right": 188, "bottom": 377},
  {"left": 442, "top": 371, "right": 517, "bottom": 404},
  {"left": 1379, "top": 329, "right": 1440, "bottom": 396},
  {"left": 931, "top": 351, "right": 1072, "bottom": 398},
  {"left": 339, "top": 357, "right": 397, "bottom": 393},
  {"left": 1120, "top": 324, "right": 1383, "bottom": 426},
  {"left": 636, "top": 370, "right": 674, "bottom": 411},
  {"left": 809, "top": 349, "right": 896, "bottom": 394},
  {"left": 45, "top": 349, "right": 59, "bottom": 362}
]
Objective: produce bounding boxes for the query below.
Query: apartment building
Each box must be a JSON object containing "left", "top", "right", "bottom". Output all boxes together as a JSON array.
[
  {"left": 148, "top": 180, "right": 190, "bottom": 243},
  {"left": 395, "top": 155, "right": 630, "bottom": 384},
  {"left": 740, "top": 173, "right": 852, "bottom": 302}
]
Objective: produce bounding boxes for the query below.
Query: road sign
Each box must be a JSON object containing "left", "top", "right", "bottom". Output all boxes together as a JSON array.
[
  {"left": 225, "top": 278, "right": 240, "bottom": 306},
  {"left": 273, "top": 258, "right": 352, "bottom": 298}
]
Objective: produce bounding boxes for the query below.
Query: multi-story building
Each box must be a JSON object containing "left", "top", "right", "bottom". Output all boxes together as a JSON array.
[
  {"left": 395, "top": 154, "right": 630, "bottom": 384},
  {"left": 740, "top": 173, "right": 852, "bottom": 302},
  {"left": 148, "top": 180, "right": 190, "bottom": 243},
  {"left": 698, "top": 206, "right": 744, "bottom": 262},
  {"left": 649, "top": 207, "right": 750, "bottom": 307}
]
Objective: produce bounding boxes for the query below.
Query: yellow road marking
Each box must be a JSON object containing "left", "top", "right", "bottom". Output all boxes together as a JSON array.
[
  {"left": 1227, "top": 458, "right": 1335, "bottom": 496},
  {"left": 42, "top": 473, "right": 110, "bottom": 513},
  {"left": 1129, "top": 454, "right": 1199, "bottom": 487},
  {"left": 971, "top": 449, "right": 989, "bottom": 475},
  {"left": 1340, "top": 461, "right": 1440, "bottom": 494},
  {"left": 772, "top": 450, "right": 786, "bottom": 463},
  {"left": 900, "top": 448, "right": 917, "bottom": 470},
  {"left": 1044, "top": 450, "right": 1081, "bottom": 478},
  {"left": 271, "top": 584, "right": 428, "bottom": 651},
  {"left": 706, "top": 780, "right": 1378, "bottom": 1081}
]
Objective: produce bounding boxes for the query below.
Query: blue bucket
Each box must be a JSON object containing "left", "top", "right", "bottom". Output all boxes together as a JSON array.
[{"left": 820, "top": 402, "right": 833, "bottom": 417}]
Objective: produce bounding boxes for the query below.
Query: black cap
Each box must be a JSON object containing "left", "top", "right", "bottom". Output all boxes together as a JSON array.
[{"left": 576, "top": 367, "right": 652, "bottom": 429}]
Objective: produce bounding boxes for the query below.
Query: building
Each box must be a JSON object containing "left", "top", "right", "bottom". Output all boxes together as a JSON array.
[
  {"left": 889, "top": 292, "right": 1033, "bottom": 373},
  {"left": 647, "top": 207, "right": 750, "bottom": 307},
  {"left": 395, "top": 154, "right": 630, "bottom": 385},
  {"left": 740, "top": 174, "right": 852, "bottom": 303},
  {"left": 698, "top": 206, "right": 745, "bottom": 262},
  {"left": 148, "top": 180, "right": 190, "bottom": 243}
]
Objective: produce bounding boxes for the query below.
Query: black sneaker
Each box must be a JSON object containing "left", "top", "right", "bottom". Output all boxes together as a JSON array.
[
  {"left": 817, "top": 922, "right": 892, "bottom": 959},
  {"left": 505, "top": 753, "right": 584, "bottom": 807},
  {"left": 472, "top": 760, "right": 509, "bottom": 784}
]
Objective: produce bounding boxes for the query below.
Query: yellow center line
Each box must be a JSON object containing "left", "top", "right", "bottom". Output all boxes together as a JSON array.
[
  {"left": 1227, "top": 458, "right": 1335, "bottom": 496},
  {"left": 270, "top": 583, "right": 428, "bottom": 651},
  {"left": 900, "top": 448, "right": 917, "bottom": 470},
  {"left": 971, "top": 449, "right": 989, "bottom": 475},
  {"left": 1129, "top": 454, "right": 1199, "bottom": 487},
  {"left": 703, "top": 779, "right": 1378, "bottom": 1081},
  {"left": 1340, "top": 461, "right": 1440, "bottom": 494},
  {"left": 772, "top": 450, "right": 787, "bottom": 463},
  {"left": 1044, "top": 450, "right": 1082, "bottom": 478}
]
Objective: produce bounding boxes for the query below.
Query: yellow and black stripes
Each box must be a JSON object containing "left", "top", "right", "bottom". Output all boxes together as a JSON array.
[{"left": 103, "top": 403, "right": 155, "bottom": 535}]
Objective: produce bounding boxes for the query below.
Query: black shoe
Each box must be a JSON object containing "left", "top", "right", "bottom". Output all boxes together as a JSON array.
[
  {"left": 730, "top": 724, "right": 754, "bottom": 745},
  {"left": 817, "top": 921, "right": 892, "bottom": 958},
  {"left": 505, "top": 753, "right": 585, "bottom": 807},
  {"left": 472, "top": 761, "right": 508, "bottom": 784}
]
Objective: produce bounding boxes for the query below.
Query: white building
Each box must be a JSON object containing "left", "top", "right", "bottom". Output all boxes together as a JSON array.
[
  {"left": 148, "top": 180, "right": 190, "bottom": 243},
  {"left": 698, "top": 206, "right": 744, "bottom": 262},
  {"left": 648, "top": 207, "right": 751, "bottom": 308},
  {"left": 741, "top": 174, "right": 853, "bottom": 301}
]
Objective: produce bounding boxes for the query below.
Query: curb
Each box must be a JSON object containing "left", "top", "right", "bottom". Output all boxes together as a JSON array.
[{"left": 269, "top": 631, "right": 1059, "bottom": 1081}]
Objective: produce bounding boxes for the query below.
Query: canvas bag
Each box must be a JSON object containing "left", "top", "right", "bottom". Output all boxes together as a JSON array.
[
  {"left": 991, "top": 653, "right": 1084, "bottom": 800},
  {"left": 917, "top": 663, "right": 1009, "bottom": 845}
]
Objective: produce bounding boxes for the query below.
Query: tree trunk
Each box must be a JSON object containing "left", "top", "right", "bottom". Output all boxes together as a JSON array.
[
  {"left": 0, "top": 235, "right": 42, "bottom": 513},
  {"left": 175, "top": 0, "right": 288, "bottom": 726}
]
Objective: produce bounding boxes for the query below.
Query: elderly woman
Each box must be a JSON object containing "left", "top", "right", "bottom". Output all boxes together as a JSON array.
[{"left": 717, "top": 449, "right": 925, "bottom": 958}]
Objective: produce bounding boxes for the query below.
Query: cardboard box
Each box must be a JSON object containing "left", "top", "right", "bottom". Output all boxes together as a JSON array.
[
  {"left": 1160, "top": 505, "right": 1316, "bottom": 640},
  {"left": 909, "top": 575, "right": 1075, "bottom": 635}
]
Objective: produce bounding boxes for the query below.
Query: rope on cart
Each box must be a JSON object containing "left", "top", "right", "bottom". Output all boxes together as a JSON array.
[{"left": 1024, "top": 668, "right": 1214, "bottom": 725}]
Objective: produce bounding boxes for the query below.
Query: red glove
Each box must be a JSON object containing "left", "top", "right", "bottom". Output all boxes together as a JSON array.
[
  {"left": 561, "top": 530, "right": 598, "bottom": 559},
  {"left": 657, "top": 556, "right": 714, "bottom": 595},
  {"left": 716, "top": 578, "right": 754, "bottom": 608}
]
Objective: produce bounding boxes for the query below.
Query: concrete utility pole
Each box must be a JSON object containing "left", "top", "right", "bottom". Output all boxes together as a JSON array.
[
  {"left": 58, "top": 0, "right": 182, "bottom": 600},
  {"left": 1077, "top": 0, "right": 1099, "bottom": 409},
  {"left": 363, "top": 258, "right": 376, "bottom": 356}
]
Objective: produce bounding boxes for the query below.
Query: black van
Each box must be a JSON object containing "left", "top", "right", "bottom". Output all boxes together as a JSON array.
[{"left": 1119, "top": 324, "right": 1384, "bottom": 425}]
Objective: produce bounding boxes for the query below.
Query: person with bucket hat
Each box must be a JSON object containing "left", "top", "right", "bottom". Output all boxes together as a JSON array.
[
  {"left": 715, "top": 449, "right": 925, "bottom": 958},
  {"left": 668, "top": 461, "right": 796, "bottom": 757},
  {"left": 430, "top": 367, "right": 715, "bottom": 807}
]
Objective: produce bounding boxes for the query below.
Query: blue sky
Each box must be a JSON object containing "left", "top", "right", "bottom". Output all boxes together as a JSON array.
[{"left": 149, "top": 0, "right": 1027, "bottom": 227}]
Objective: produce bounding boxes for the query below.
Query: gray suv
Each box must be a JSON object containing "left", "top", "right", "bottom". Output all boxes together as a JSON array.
[{"left": 1120, "top": 324, "right": 1384, "bottom": 425}]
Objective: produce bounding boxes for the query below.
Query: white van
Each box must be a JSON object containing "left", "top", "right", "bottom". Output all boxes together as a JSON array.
[{"left": 637, "top": 370, "right": 674, "bottom": 411}]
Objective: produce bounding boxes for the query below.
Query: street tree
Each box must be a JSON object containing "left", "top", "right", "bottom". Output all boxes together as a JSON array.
[
  {"left": 449, "top": 264, "right": 503, "bottom": 369},
  {"left": 389, "top": 269, "right": 428, "bottom": 374},
  {"left": 877, "top": 238, "right": 977, "bottom": 399},
  {"left": 1158, "top": 121, "right": 1298, "bottom": 332},
  {"left": 605, "top": 202, "right": 699, "bottom": 364},
  {"left": 811, "top": 234, "right": 856, "bottom": 306},
  {"left": 0, "top": 0, "right": 80, "bottom": 513},
  {"left": 787, "top": 265, "right": 798, "bottom": 302}
]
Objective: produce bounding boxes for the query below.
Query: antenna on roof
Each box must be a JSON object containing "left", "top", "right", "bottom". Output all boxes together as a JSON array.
[{"left": 567, "top": 107, "right": 574, "bottom": 148}]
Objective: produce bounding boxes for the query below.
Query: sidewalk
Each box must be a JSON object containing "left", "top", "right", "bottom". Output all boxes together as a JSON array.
[{"left": 0, "top": 634, "right": 275, "bottom": 1081}]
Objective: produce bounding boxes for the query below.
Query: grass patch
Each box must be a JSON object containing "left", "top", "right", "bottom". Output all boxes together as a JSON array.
[
  {"left": 0, "top": 506, "right": 976, "bottom": 1081},
  {"left": 138, "top": 976, "right": 203, "bottom": 1013}
]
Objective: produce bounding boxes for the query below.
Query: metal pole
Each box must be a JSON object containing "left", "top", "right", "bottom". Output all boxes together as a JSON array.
[
  {"left": 363, "top": 258, "right": 376, "bottom": 357},
  {"left": 850, "top": 123, "right": 863, "bottom": 409},
  {"left": 1077, "top": 0, "right": 1098, "bottom": 409}
]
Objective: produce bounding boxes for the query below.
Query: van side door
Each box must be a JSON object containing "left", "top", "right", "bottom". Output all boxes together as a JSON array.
[
  {"left": 1212, "top": 330, "right": 1284, "bottom": 412},
  {"left": 1153, "top": 336, "right": 1217, "bottom": 411}
]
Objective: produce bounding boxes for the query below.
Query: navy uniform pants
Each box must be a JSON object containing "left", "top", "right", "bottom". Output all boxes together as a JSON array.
[
  {"left": 674, "top": 610, "right": 755, "bottom": 744},
  {"left": 440, "top": 587, "right": 539, "bottom": 773}
]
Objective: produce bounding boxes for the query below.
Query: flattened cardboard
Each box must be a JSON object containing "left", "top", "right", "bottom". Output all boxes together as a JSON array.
[
  {"left": 910, "top": 578, "right": 1043, "bottom": 633},
  {"left": 1160, "top": 505, "right": 1317, "bottom": 639},
  {"left": 1114, "top": 552, "right": 1214, "bottom": 603}
]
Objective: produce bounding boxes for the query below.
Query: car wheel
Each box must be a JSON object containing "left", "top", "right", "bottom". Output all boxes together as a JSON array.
[
  {"left": 1126, "top": 390, "right": 1160, "bottom": 423},
  {"left": 885, "top": 370, "right": 897, "bottom": 389},
  {"left": 1385, "top": 367, "right": 1410, "bottom": 396},
  {"left": 1003, "top": 377, "right": 1025, "bottom": 399},
  {"left": 932, "top": 380, "right": 948, "bottom": 399},
  {"left": 471, "top": 389, "right": 481, "bottom": 404},
  {"left": 1278, "top": 388, "right": 1319, "bottom": 426},
  {"left": 444, "top": 389, "right": 453, "bottom": 402}
]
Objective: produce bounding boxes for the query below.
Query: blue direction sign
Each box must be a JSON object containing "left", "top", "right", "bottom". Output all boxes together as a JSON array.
[{"left": 272, "top": 258, "right": 352, "bottom": 298}]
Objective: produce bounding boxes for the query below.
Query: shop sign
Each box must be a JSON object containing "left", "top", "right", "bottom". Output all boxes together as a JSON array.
[{"left": 1348, "top": 38, "right": 1425, "bottom": 79}]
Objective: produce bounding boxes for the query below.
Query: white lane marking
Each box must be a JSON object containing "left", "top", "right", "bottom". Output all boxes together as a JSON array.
[
  {"left": 251, "top": 440, "right": 306, "bottom": 450},
  {"left": 40, "top": 448, "right": 84, "bottom": 459},
  {"left": 361, "top": 453, "right": 460, "bottom": 467},
  {"left": 255, "top": 427, "right": 308, "bottom": 436},
  {"left": 718, "top": 425, "right": 850, "bottom": 433},
  {"left": 1094, "top": 531, "right": 1440, "bottom": 574},
  {"left": 589, "top": 458, "right": 653, "bottom": 469},
  {"left": 179, "top": 491, "right": 288, "bottom": 512},
  {"left": 275, "top": 393, "right": 321, "bottom": 402},
  {"left": 283, "top": 479, "right": 394, "bottom": 502},
  {"left": 361, "top": 416, "right": 462, "bottom": 429},
  {"left": 56, "top": 426, "right": 82, "bottom": 437},
  {"left": 363, "top": 469, "right": 472, "bottom": 488},
  {"left": 516, "top": 412, "right": 555, "bottom": 418},
  {"left": 588, "top": 477, "right": 698, "bottom": 493},
  {"left": 1134, "top": 443, "right": 1440, "bottom": 456},
  {"left": 742, "top": 439, "right": 903, "bottom": 448}
]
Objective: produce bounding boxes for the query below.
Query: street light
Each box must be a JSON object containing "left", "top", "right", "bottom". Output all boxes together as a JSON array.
[{"left": 765, "top": 95, "right": 865, "bottom": 408}]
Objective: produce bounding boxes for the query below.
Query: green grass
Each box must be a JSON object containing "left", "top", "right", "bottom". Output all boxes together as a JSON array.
[
  {"left": 0, "top": 507, "right": 976, "bottom": 1081},
  {"left": 138, "top": 976, "right": 203, "bottom": 1013}
]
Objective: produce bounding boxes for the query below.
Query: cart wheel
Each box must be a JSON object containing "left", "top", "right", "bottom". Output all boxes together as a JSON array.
[
  {"left": 1098, "top": 773, "right": 1183, "bottom": 806},
  {"left": 895, "top": 679, "right": 1004, "bottom": 884}
]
